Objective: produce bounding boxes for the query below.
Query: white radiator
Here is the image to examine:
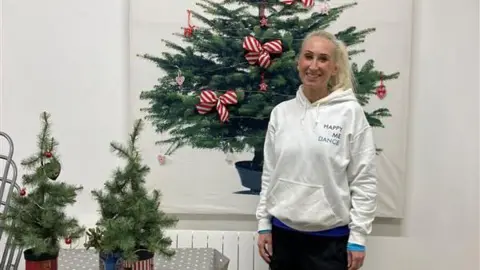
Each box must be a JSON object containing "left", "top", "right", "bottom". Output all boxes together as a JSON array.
[
  {"left": 164, "top": 230, "right": 269, "bottom": 270},
  {"left": 63, "top": 229, "right": 269, "bottom": 270}
]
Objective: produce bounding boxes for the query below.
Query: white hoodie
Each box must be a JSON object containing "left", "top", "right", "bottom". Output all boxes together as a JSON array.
[{"left": 256, "top": 86, "right": 377, "bottom": 246}]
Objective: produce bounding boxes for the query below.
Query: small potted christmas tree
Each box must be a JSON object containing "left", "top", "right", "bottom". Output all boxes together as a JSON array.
[
  {"left": 0, "top": 111, "right": 85, "bottom": 270},
  {"left": 84, "top": 119, "right": 178, "bottom": 269}
]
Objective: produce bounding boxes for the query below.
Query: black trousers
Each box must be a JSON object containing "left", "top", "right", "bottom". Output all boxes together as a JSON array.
[{"left": 269, "top": 226, "right": 349, "bottom": 270}]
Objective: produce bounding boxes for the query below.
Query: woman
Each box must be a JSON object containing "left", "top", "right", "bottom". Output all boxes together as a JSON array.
[{"left": 256, "top": 30, "right": 377, "bottom": 270}]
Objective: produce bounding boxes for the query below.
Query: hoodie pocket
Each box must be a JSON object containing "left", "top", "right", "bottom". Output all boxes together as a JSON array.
[{"left": 267, "top": 178, "right": 341, "bottom": 228}]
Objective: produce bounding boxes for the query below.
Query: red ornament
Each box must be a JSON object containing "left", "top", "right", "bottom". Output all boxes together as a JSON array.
[
  {"left": 44, "top": 151, "right": 52, "bottom": 158},
  {"left": 259, "top": 73, "right": 268, "bottom": 92},
  {"left": 20, "top": 188, "right": 26, "bottom": 196},
  {"left": 259, "top": 82, "right": 268, "bottom": 91},
  {"left": 259, "top": 1, "right": 268, "bottom": 27},
  {"left": 65, "top": 238, "right": 72, "bottom": 245},
  {"left": 376, "top": 85, "right": 386, "bottom": 99},
  {"left": 376, "top": 73, "right": 387, "bottom": 99},
  {"left": 183, "top": 9, "right": 196, "bottom": 37},
  {"left": 195, "top": 90, "right": 238, "bottom": 123},
  {"left": 281, "top": 0, "right": 315, "bottom": 8},
  {"left": 243, "top": 36, "right": 283, "bottom": 68},
  {"left": 260, "top": 16, "right": 268, "bottom": 27}
]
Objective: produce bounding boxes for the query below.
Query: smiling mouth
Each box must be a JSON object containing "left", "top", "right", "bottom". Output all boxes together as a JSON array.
[{"left": 306, "top": 73, "right": 321, "bottom": 79}]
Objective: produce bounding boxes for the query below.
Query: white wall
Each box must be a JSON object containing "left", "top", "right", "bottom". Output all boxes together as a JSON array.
[
  {"left": 0, "top": 1, "right": 478, "bottom": 270},
  {"left": 0, "top": 0, "right": 131, "bottom": 228}
]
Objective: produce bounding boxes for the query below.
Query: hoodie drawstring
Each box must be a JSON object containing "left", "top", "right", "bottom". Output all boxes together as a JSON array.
[{"left": 300, "top": 105, "right": 308, "bottom": 125}]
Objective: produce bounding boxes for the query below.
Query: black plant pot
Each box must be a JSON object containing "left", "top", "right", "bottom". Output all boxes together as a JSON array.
[{"left": 235, "top": 160, "right": 262, "bottom": 194}]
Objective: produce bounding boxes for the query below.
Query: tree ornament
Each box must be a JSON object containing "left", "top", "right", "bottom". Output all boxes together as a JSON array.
[
  {"left": 195, "top": 90, "right": 238, "bottom": 123},
  {"left": 281, "top": 0, "right": 314, "bottom": 8},
  {"left": 260, "top": 17, "right": 268, "bottom": 27},
  {"left": 20, "top": 188, "right": 26, "bottom": 196},
  {"left": 259, "top": 73, "right": 268, "bottom": 92},
  {"left": 259, "top": 0, "right": 268, "bottom": 27},
  {"left": 44, "top": 151, "right": 52, "bottom": 158},
  {"left": 243, "top": 36, "right": 283, "bottom": 68},
  {"left": 43, "top": 158, "right": 61, "bottom": 180},
  {"left": 319, "top": 0, "right": 331, "bottom": 14},
  {"left": 183, "top": 9, "right": 196, "bottom": 37},
  {"left": 175, "top": 69, "right": 185, "bottom": 87},
  {"left": 376, "top": 73, "right": 387, "bottom": 99},
  {"left": 65, "top": 237, "right": 72, "bottom": 245},
  {"left": 157, "top": 154, "right": 167, "bottom": 165}
]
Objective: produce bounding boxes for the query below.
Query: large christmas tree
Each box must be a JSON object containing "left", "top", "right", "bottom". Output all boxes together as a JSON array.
[
  {"left": 0, "top": 112, "right": 85, "bottom": 256},
  {"left": 84, "top": 119, "right": 178, "bottom": 262},
  {"left": 138, "top": 0, "right": 399, "bottom": 192}
]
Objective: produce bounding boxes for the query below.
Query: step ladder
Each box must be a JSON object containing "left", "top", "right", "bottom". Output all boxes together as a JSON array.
[{"left": 0, "top": 131, "right": 23, "bottom": 269}]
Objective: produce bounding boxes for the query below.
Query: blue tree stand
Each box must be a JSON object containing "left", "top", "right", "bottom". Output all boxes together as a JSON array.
[{"left": 99, "top": 252, "right": 123, "bottom": 270}]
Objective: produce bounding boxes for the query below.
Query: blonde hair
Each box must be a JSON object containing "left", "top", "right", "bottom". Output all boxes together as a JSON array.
[{"left": 300, "top": 30, "right": 356, "bottom": 92}]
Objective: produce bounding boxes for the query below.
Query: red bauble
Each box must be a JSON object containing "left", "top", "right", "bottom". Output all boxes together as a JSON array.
[
  {"left": 376, "top": 72, "right": 387, "bottom": 99},
  {"left": 20, "top": 188, "right": 26, "bottom": 196},
  {"left": 376, "top": 85, "right": 386, "bottom": 99},
  {"left": 64, "top": 238, "right": 72, "bottom": 245},
  {"left": 44, "top": 152, "right": 52, "bottom": 158}
]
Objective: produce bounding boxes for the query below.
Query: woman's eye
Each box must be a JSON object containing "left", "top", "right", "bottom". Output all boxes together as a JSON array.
[{"left": 318, "top": 56, "right": 329, "bottom": 62}]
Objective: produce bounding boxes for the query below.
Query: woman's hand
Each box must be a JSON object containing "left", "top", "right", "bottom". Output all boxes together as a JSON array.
[
  {"left": 257, "top": 232, "right": 273, "bottom": 263},
  {"left": 348, "top": 250, "right": 365, "bottom": 269}
]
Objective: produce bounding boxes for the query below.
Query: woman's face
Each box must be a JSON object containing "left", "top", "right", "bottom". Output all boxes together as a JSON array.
[{"left": 297, "top": 36, "right": 338, "bottom": 90}]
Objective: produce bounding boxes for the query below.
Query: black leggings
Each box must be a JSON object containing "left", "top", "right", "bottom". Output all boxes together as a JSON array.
[{"left": 269, "top": 225, "right": 349, "bottom": 270}]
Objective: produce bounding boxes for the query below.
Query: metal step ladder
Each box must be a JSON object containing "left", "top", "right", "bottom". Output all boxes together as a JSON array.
[{"left": 0, "top": 131, "right": 23, "bottom": 269}]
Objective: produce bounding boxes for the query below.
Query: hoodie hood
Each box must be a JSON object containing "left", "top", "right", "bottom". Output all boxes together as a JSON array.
[
  {"left": 295, "top": 85, "right": 357, "bottom": 107},
  {"left": 295, "top": 85, "right": 357, "bottom": 124}
]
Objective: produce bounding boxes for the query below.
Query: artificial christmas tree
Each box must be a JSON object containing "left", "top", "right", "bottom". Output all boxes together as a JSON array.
[
  {"left": 138, "top": 0, "right": 399, "bottom": 193},
  {"left": 0, "top": 112, "right": 85, "bottom": 270},
  {"left": 84, "top": 119, "right": 178, "bottom": 269}
]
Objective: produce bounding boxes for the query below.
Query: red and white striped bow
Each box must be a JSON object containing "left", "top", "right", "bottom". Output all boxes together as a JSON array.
[
  {"left": 195, "top": 90, "right": 238, "bottom": 123},
  {"left": 281, "top": 0, "right": 315, "bottom": 8},
  {"left": 243, "top": 36, "right": 283, "bottom": 68}
]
